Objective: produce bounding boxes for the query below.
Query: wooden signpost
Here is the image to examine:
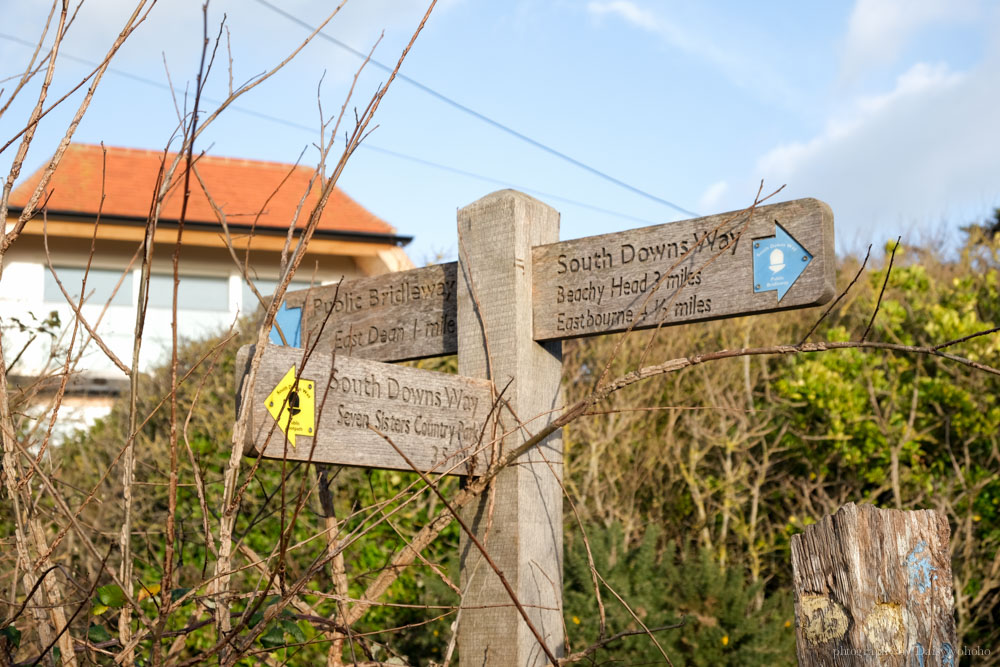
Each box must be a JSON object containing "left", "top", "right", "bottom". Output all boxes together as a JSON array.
[{"left": 237, "top": 190, "right": 836, "bottom": 665}]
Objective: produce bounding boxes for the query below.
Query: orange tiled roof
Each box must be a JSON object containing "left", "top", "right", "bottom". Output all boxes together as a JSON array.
[{"left": 9, "top": 143, "right": 397, "bottom": 236}]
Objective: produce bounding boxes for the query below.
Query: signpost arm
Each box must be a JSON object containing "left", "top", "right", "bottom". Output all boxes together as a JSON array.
[{"left": 457, "top": 190, "right": 565, "bottom": 665}]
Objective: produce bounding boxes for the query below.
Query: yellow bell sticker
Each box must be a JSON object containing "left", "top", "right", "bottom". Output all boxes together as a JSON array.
[{"left": 265, "top": 366, "right": 315, "bottom": 447}]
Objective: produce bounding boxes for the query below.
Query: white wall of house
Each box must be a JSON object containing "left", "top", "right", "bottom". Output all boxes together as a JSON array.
[
  {"left": 1, "top": 236, "right": 352, "bottom": 431},
  {"left": 0, "top": 259, "right": 306, "bottom": 378}
]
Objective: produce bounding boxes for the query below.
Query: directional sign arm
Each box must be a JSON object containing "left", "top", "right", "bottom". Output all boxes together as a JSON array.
[
  {"left": 239, "top": 344, "right": 493, "bottom": 475},
  {"left": 530, "top": 197, "right": 835, "bottom": 340},
  {"left": 275, "top": 262, "right": 458, "bottom": 361}
]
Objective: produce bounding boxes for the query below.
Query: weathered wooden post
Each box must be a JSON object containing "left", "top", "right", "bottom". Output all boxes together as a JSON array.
[
  {"left": 791, "top": 503, "right": 957, "bottom": 666},
  {"left": 456, "top": 191, "right": 565, "bottom": 664}
]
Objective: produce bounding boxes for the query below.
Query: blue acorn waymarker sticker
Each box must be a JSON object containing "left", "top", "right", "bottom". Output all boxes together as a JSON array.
[
  {"left": 753, "top": 222, "right": 812, "bottom": 301},
  {"left": 269, "top": 301, "right": 302, "bottom": 347}
]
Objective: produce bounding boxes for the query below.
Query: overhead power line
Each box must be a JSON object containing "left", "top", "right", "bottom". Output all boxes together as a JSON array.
[
  {"left": 358, "top": 143, "right": 664, "bottom": 227},
  {"left": 251, "top": 0, "right": 700, "bottom": 218},
  {"left": 0, "top": 32, "right": 667, "bottom": 227}
]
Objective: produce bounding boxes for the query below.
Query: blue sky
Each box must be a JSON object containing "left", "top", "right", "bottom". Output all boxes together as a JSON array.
[{"left": 2, "top": 0, "right": 998, "bottom": 265}]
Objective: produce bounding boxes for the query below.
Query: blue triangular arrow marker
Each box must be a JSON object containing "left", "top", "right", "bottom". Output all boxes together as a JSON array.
[
  {"left": 752, "top": 222, "right": 812, "bottom": 301},
  {"left": 270, "top": 301, "right": 302, "bottom": 347}
]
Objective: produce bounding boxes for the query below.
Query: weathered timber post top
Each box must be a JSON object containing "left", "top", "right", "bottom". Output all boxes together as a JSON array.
[
  {"left": 792, "top": 503, "right": 957, "bottom": 666},
  {"left": 236, "top": 189, "right": 836, "bottom": 665}
]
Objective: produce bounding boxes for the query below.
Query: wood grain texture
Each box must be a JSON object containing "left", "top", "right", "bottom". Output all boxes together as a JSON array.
[
  {"left": 531, "top": 198, "right": 835, "bottom": 340},
  {"left": 284, "top": 262, "right": 458, "bottom": 362},
  {"left": 791, "top": 503, "right": 957, "bottom": 666},
  {"left": 457, "top": 190, "right": 565, "bottom": 664},
  {"left": 236, "top": 344, "right": 492, "bottom": 475}
]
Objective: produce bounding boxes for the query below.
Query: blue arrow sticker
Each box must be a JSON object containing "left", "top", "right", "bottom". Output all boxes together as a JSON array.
[
  {"left": 269, "top": 301, "right": 302, "bottom": 347},
  {"left": 753, "top": 222, "right": 812, "bottom": 301}
]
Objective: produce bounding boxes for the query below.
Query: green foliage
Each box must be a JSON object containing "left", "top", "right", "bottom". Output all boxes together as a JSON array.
[
  {"left": 256, "top": 613, "right": 307, "bottom": 650},
  {"left": 775, "top": 248, "right": 1000, "bottom": 494},
  {"left": 4, "top": 309, "right": 61, "bottom": 338},
  {"left": 88, "top": 623, "right": 112, "bottom": 644},
  {"left": 96, "top": 584, "right": 127, "bottom": 609},
  {"left": 8, "top": 232, "right": 996, "bottom": 662},
  {"left": 565, "top": 235, "right": 1000, "bottom": 650},
  {"left": 0, "top": 625, "right": 22, "bottom": 648},
  {"left": 564, "top": 524, "right": 794, "bottom": 665}
]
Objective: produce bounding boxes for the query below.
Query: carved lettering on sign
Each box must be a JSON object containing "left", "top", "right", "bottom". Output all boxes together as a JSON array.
[
  {"left": 532, "top": 199, "right": 835, "bottom": 341},
  {"left": 237, "top": 344, "right": 493, "bottom": 475},
  {"left": 284, "top": 262, "right": 459, "bottom": 363}
]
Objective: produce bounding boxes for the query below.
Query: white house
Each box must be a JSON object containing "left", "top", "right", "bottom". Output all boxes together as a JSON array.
[{"left": 1, "top": 143, "right": 412, "bottom": 431}]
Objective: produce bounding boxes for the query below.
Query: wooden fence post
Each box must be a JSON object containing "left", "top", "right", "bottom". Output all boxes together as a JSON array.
[
  {"left": 791, "top": 502, "right": 957, "bottom": 666},
  {"left": 457, "top": 190, "right": 564, "bottom": 665}
]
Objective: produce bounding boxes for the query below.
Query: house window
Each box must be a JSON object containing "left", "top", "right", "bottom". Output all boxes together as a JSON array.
[
  {"left": 241, "top": 278, "right": 311, "bottom": 313},
  {"left": 147, "top": 274, "right": 230, "bottom": 311},
  {"left": 43, "top": 266, "right": 133, "bottom": 307}
]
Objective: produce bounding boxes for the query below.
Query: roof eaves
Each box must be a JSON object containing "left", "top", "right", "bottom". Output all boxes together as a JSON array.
[{"left": 5, "top": 206, "right": 413, "bottom": 247}]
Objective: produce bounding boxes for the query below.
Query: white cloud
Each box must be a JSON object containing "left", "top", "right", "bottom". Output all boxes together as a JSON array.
[
  {"left": 758, "top": 63, "right": 963, "bottom": 177},
  {"left": 698, "top": 180, "right": 728, "bottom": 213},
  {"left": 10, "top": 0, "right": 438, "bottom": 79},
  {"left": 751, "top": 55, "right": 1000, "bottom": 243},
  {"left": 587, "top": 0, "right": 658, "bottom": 32},
  {"left": 585, "top": 1, "right": 795, "bottom": 105},
  {"left": 586, "top": 0, "right": 702, "bottom": 59},
  {"left": 841, "top": 0, "right": 979, "bottom": 83}
]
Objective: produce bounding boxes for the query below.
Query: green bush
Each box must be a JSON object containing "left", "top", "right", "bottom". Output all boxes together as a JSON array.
[{"left": 564, "top": 523, "right": 794, "bottom": 665}]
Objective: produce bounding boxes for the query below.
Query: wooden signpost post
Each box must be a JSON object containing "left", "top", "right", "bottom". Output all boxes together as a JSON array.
[{"left": 237, "top": 190, "right": 836, "bottom": 664}]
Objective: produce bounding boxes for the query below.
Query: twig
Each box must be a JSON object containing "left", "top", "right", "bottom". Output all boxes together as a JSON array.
[
  {"left": 0, "top": 0, "right": 69, "bottom": 236},
  {"left": 559, "top": 620, "right": 686, "bottom": 664},
  {"left": 181, "top": 323, "right": 235, "bottom": 569},
  {"left": 862, "top": 237, "right": 901, "bottom": 342},
  {"left": 208, "top": 7, "right": 440, "bottom": 662},
  {"left": 8, "top": 436, "right": 152, "bottom": 627},
  {"left": 0, "top": 565, "right": 58, "bottom": 626},
  {"left": 933, "top": 325, "right": 1000, "bottom": 351},
  {"left": 591, "top": 569, "right": 673, "bottom": 665},
  {"left": 1, "top": 1, "right": 155, "bottom": 253},
  {"left": 210, "top": 0, "right": 365, "bottom": 649},
  {"left": 0, "top": 1, "right": 58, "bottom": 119},
  {"left": 536, "top": 448, "right": 606, "bottom": 641},
  {"left": 154, "top": 9, "right": 216, "bottom": 663},
  {"left": 39, "top": 222, "right": 132, "bottom": 376},
  {"left": 28, "top": 547, "right": 113, "bottom": 667},
  {"left": 801, "top": 243, "right": 872, "bottom": 344}
]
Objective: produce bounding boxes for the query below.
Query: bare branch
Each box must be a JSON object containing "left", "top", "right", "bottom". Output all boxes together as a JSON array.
[
  {"left": 862, "top": 236, "right": 901, "bottom": 342},
  {"left": 801, "top": 243, "right": 872, "bottom": 344}
]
